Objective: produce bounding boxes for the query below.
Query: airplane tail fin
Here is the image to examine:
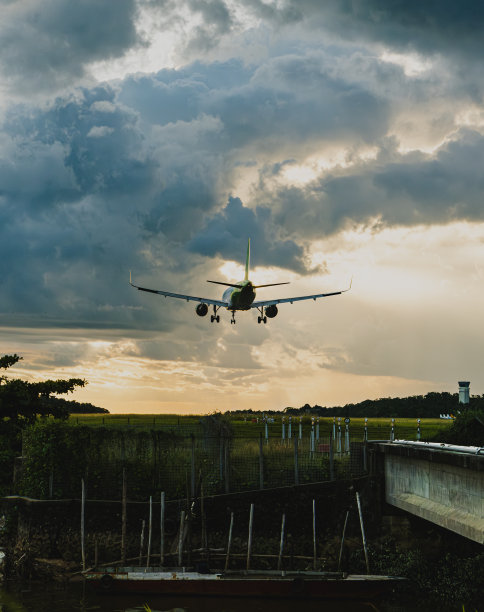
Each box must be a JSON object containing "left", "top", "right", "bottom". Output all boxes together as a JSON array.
[{"left": 245, "top": 238, "right": 250, "bottom": 281}]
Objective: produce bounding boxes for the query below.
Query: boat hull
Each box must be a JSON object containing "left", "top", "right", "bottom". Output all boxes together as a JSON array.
[{"left": 84, "top": 568, "right": 403, "bottom": 600}]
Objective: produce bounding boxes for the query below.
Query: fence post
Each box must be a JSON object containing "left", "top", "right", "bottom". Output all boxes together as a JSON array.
[
  {"left": 81, "top": 478, "right": 86, "bottom": 572},
  {"left": 190, "top": 434, "right": 196, "bottom": 499},
  {"left": 224, "top": 436, "right": 230, "bottom": 494},
  {"left": 337, "top": 418, "right": 342, "bottom": 455},
  {"left": 288, "top": 416, "right": 292, "bottom": 439},
  {"left": 316, "top": 417, "right": 320, "bottom": 442},
  {"left": 219, "top": 434, "right": 224, "bottom": 482},
  {"left": 282, "top": 416, "right": 285, "bottom": 442},
  {"left": 121, "top": 468, "right": 127, "bottom": 565},
  {"left": 160, "top": 491, "right": 165, "bottom": 567},
  {"left": 390, "top": 418, "right": 395, "bottom": 442},
  {"left": 329, "top": 431, "right": 335, "bottom": 481},
  {"left": 259, "top": 433, "right": 264, "bottom": 490},
  {"left": 293, "top": 436, "right": 299, "bottom": 486},
  {"left": 364, "top": 417, "right": 368, "bottom": 442},
  {"left": 417, "top": 418, "right": 421, "bottom": 441},
  {"left": 299, "top": 417, "right": 303, "bottom": 440},
  {"left": 344, "top": 418, "right": 350, "bottom": 454}
]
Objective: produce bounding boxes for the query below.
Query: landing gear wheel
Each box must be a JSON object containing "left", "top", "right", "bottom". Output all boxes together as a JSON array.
[
  {"left": 258, "top": 316, "right": 261, "bottom": 324},
  {"left": 216, "top": 315, "right": 220, "bottom": 323},
  {"left": 263, "top": 316, "right": 267, "bottom": 324}
]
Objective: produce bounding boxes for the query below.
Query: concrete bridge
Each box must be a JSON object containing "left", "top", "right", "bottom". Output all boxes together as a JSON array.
[{"left": 369, "top": 441, "right": 484, "bottom": 544}]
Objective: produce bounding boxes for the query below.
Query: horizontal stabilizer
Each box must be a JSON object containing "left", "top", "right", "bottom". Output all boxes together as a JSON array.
[
  {"left": 253, "top": 282, "right": 290, "bottom": 288},
  {"left": 207, "top": 280, "right": 244, "bottom": 289}
]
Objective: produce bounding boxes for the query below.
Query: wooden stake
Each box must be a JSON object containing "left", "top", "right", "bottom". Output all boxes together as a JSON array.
[
  {"left": 121, "top": 468, "right": 127, "bottom": 565},
  {"left": 81, "top": 478, "right": 86, "bottom": 572},
  {"left": 338, "top": 510, "right": 349, "bottom": 571},
  {"left": 178, "top": 511, "right": 185, "bottom": 567},
  {"left": 356, "top": 492, "right": 370, "bottom": 574},
  {"left": 224, "top": 511, "right": 234, "bottom": 571},
  {"left": 138, "top": 519, "right": 145, "bottom": 567},
  {"left": 247, "top": 503, "right": 254, "bottom": 571},
  {"left": 146, "top": 495, "right": 153, "bottom": 568},
  {"left": 259, "top": 433, "right": 264, "bottom": 490},
  {"left": 277, "top": 513, "right": 286, "bottom": 571},
  {"left": 200, "top": 479, "right": 208, "bottom": 557},
  {"left": 160, "top": 491, "right": 165, "bottom": 568},
  {"left": 312, "top": 499, "right": 317, "bottom": 570}
]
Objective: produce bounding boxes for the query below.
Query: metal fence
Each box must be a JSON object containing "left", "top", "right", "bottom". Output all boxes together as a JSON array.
[{"left": 20, "top": 417, "right": 435, "bottom": 502}]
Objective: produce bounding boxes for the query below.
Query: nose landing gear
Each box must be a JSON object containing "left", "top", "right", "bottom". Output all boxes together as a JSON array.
[{"left": 230, "top": 311, "right": 236, "bottom": 324}]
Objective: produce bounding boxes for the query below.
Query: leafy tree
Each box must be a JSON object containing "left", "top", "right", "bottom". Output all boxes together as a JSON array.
[
  {"left": 0, "top": 354, "right": 87, "bottom": 495},
  {"left": 0, "top": 354, "right": 86, "bottom": 425}
]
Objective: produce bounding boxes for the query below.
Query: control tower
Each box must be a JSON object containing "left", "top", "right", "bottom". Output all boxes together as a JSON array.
[{"left": 458, "top": 381, "right": 470, "bottom": 405}]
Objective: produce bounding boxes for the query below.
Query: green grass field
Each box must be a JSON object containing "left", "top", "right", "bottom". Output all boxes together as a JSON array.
[{"left": 69, "top": 413, "right": 452, "bottom": 442}]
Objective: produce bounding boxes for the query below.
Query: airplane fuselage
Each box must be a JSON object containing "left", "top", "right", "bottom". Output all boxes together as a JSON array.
[{"left": 222, "top": 280, "right": 256, "bottom": 310}]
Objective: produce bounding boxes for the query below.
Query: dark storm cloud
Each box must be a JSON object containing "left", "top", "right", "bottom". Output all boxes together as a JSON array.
[
  {"left": 262, "top": 129, "right": 484, "bottom": 238},
  {"left": 187, "top": 196, "right": 308, "bottom": 274},
  {"left": 0, "top": 0, "right": 140, "bottom": 91},
  {"left": 211, "top": 1, "right": 484, "bottom": 60},
  {"left": 185, "top": 0, "right": 235, "bottom": 54},
  {"left": 119, "top": 55, "right": 389, "bottom": 149},
  {"left": 0, "top": 46, "right": 480, "bottom": 332}
]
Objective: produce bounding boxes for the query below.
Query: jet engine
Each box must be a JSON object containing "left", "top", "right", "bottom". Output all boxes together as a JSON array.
[
  {"left": 265, "top": 305, "right": 278, "bottom": 318},
  {"left": 196, "top": 303, "right": 208, "bottom": 317}
]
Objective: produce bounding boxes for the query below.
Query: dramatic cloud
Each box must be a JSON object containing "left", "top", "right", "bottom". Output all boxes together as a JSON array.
[
  {"left": 1, "top": 0, "right": 484, "bottom": 412},
  {"left": 0, "top": 0, "right": 141, "bottom": 93}
]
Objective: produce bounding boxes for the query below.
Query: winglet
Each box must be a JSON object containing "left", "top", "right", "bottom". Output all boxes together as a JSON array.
[{"left": 245, "top": 238, "right": 250, "bottom": 281}]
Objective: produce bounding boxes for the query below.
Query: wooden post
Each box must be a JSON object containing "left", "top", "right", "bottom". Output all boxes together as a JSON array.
[
  {"left": 121, "top": 468, "right": 127, "bottom": 565},
  {"left": 259, "top": 433, "right": 264, "bottom": 490},
  {"left": 201, "top": 480, "right": 208, "bottom": 557},
  {"left": 178, "top": 511, "right": 185, "bottom": 567},
  {"left": 219, "top": 435, "right": 224, "bottom": 482},
  {"left": 329, "top": 432, "right": 335, "bottom": 481},
  {"left": 356, "top": 492, "right": 370, "bottom": 574},
  {"left": 190, "top": 435, "right": 196, "bottom": 499},
  {"left": 293, "top": 436, "right": 299, "bottom": 486},
  {"left": 338, "top": 510, "right": 349, "bottom": 571},
  {"left": 138, "top": 519, "right": 145, "bottom": 567},
  {"left": 246, "top": 504, "right": 254, "bottom": 570},
  {"left": 160, "top": 491, "right": 165, "bottom": 567},
  {"left": 312, "top": 499, "right": 317, "bottom": 570},
  {"left": 224, "top": 512, "right": 234, "bottom": 571},
  {"left": 146, "top": 496, "right": 153, "bottom": 568},
  {"left": 277, "top": 513, "right": 286, "bottom": 571},
  {"left": 224, "top": 437, "right": 230, "bottom": 494},
  {"left": 81, "top": 478, "right": 86, "bottom": 572}
]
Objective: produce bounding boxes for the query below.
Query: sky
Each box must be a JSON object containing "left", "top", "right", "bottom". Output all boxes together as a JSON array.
[{"left": 1, "top": 0, "right": 484, "bottom": 414}]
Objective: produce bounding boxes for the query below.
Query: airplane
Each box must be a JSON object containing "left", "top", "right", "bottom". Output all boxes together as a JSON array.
[{"left": 129, "top": 239, "right": 351, "bottom": 325}]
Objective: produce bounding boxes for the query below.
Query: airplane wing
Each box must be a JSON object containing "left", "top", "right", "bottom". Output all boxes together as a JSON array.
[
  {"left": 130, "top": 276, "right": 229, "bottom": 308},
  {"left": 251, "top": 281, "right": 352, "bottom": 309}
]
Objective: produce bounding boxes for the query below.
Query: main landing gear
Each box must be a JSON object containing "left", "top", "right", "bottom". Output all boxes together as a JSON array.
[
  {"left": 230, "top": 310, "right": 236, "bottom": 325},
  {"left": 257, "top": 307, "right": 267, "bottom": 324},
  {"left": 210, "top": 305, "right": 220, "bottom": 323}
]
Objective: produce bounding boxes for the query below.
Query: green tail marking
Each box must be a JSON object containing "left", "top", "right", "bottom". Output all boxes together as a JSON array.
[{"left": 245, "top": 238, "right": 250, "bottom": 281}]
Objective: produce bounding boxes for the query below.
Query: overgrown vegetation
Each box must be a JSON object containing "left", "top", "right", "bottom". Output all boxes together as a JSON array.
[
  {"left": 0, "top": 354, "right": 87, "bottom": 495},
  {"left": 433, "top": 408, "right": 484, "bottom": 446}
]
